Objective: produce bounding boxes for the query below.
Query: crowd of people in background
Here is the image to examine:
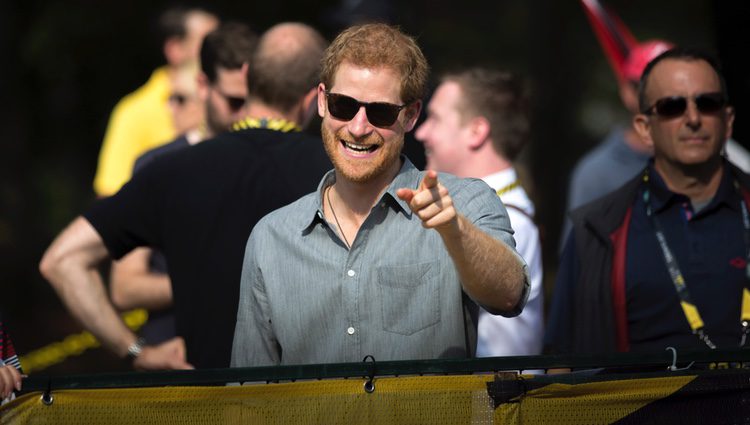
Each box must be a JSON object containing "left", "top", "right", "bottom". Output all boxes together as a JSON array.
[{"left": 2, "top": 4, "right": 747, "bottom": 403}]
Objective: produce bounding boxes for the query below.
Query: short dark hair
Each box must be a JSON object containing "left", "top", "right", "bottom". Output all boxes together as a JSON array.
[
  {"left": 443, "top": 68, "right": 530, "bottom": 161},
  {"left": 158, "top": 7, "right": 190, "bottom": 41},
  {"left": 248, "top": 23, "right": 328, "bottom": 113},
  {"left": 638, "top": 47, "right": 728, "bottom": 113},
  {"left": 158, "top": 6, "right": 216, "bottom": 41},
  {"left": 200, "top": 22, "right": 258, "bottom": 83}
]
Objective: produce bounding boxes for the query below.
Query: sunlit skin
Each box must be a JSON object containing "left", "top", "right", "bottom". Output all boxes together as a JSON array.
[
  {"left": 318, "top": 62, "right": 419, "bottom": 188},
  {"left": 168, "top": 68, "right": 203, "bottom": 135},
  {"left": 181, "top": 12, "right": 219, "bottom": 65},
  {"left": 634, "top": 59, "right": 734, "bottom": 190},
  {"left": 415, "top": 81, "right": 476, "bottom": 177}
]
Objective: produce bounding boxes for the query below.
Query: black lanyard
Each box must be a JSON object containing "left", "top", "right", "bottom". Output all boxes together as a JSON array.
[{"left": 641, "top": 169, "right": 750, "bottom": 349}]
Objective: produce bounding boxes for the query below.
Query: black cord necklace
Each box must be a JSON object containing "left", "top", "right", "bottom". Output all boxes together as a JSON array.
[{"left": 327, "top": 186, "right": 351, "bottom": 249}]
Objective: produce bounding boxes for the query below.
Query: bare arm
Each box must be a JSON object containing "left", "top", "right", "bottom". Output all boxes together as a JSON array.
[
  {"left": 396, "top": 171, "right": 527, "bottom": 313},
  {"left": 40, "top": 217, "right": 136, "bottom": 357},
  {"left": 110, "top": 248, "right": 173, "bottom": 310},
  {"left": 39, "top": 217, "right": 192, "bottom": 369}
]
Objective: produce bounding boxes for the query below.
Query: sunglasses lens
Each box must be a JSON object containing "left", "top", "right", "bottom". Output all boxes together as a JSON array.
[
  {"left": 654, "top": 97, "right": 687, "bottom": 118},
  {"left": 366, "top": 103, "right": 402, "bottom": 127},
  {"left": 695, "top": 93, "right": 725, "bottom": 114},
  {"left": 169, "top": 94, "right": 187, "bottom": 106},
  {"left": 327, "top": 93, "right": 360, "bottom": 121},
  {"left": 227, "top": 97, "right": 245, "bottom": 111},
  {"left": 650, "top": 93, "right": 727, "bottom": 118},
  {"left": 327, "top": 92, "right": 403, "bottom": 128}
]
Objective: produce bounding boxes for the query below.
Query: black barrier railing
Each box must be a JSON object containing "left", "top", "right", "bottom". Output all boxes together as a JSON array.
[{"left": 18, "top": 347, "right": 750, "bottom": 392}]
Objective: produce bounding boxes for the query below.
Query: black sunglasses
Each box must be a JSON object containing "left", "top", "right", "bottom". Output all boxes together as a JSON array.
[
  {"left": 645, "top": 92, "right": 726, "bottom": 118},
  {"left": 213, "top": 88, "right": 246, "bottom": 112},
  {"left": 325, "top": 91, "right": 407, "bottom": 128},
  {"left": 168, "top": 93, "right": 189, "bottom": 106}
]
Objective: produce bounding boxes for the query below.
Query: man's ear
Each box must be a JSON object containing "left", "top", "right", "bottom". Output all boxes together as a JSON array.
[
  {"left": 317, "top": 83, "right": 327, "bottom": 118},
  {"left": 299, "top": 87, "right": 318, "bottom": 127},
  {"left": 467, "top": 116, "right": 491, "bottom": 150},
  {"left": 196, "top": 72, "right": 209, "bottom": 102},
  {"left": 724, "top": 105, "right": 735, "bottom": 142},
  {"left": 633, "top": 113, "right": 654, "bottom": 149},
  {"left": 404, "top": 100, "right": 422, "bottom": 132}
]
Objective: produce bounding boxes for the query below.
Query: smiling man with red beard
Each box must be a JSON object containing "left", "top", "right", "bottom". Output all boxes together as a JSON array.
[{"left": 231, "top": 23, "right": 530, "bottom": 367}]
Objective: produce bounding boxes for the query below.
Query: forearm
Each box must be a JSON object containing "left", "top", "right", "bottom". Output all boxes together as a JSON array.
[
  {"left": 40, "top": 218, "right": 139, "bottom": 357},
  {"left": 111, "top": 273, "right": 172, "bottom": 310},
  {"left": 47, "top": 256, "right": 138, "bottom": 357},
  {"left": 439, "top": 215, "right": 527, "bottom": 314},
  {"left": 111, "top": 249, "right": 173, "bottom": 310}
]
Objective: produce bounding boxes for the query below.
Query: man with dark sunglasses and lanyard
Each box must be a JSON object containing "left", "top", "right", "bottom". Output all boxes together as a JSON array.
[
  {"left": 546, "top": 47, "right": 750, "bottom": 355},
  {"left": 40, "top": 23, "right": 331, "bottom": 370},
  {"left": 107, "top": 22, "right": 259, "bottom": 351},
  {"left": 231, "top": 23, "right": 529, "bottom": 367}
]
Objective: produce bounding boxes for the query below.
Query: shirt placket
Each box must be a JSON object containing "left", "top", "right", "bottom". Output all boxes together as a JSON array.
[
  {"left": 342, "top": 242, "right": 361, "bottom": 361},
  {"left": 341, "top": 198, "right": 390, "bottom": 360}
]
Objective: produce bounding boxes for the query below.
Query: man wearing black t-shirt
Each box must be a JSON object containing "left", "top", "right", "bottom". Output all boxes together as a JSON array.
[{"left": 40, "top": 23, "right": 331, "bottom": 370}]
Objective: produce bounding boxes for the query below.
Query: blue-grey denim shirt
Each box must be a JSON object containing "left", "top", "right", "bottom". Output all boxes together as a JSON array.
[{"left": 231, "top": 157, "right": 529, "bottom": 366}]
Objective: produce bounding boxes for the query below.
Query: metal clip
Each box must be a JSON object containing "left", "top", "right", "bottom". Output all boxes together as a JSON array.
[
  {"left": 740, "top": 321, "right": 749, "bottom": 347},
  {"left": 666, "top": 347, "right": 694, "bottom": 372},
  {"left": 41, "top": 379, "right": 54, "bottom": 406},
  {"left": 362, "top": 355, "right": 376, "bottom": 393},
  {"left": 695, "top": 329, "right": 717, "bottom": 349}
]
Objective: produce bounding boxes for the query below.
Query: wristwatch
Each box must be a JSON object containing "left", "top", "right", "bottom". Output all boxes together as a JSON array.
[{"left": 126, "top": 338, "right": 146, "bottom": 359}]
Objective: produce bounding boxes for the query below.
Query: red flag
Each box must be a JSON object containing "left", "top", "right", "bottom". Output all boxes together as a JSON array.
[{"left": 580, "top": 0, "right": 638, "bottom": 83}]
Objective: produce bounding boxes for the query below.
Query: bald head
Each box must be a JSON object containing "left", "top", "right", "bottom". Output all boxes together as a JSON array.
[{"left": 247, "top": 23, "right": 328, "bottom": 113}]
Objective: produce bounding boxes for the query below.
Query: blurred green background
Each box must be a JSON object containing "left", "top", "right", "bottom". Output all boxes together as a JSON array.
[{"left": 0, "top": 0, "right": 747, "bottom": 374}]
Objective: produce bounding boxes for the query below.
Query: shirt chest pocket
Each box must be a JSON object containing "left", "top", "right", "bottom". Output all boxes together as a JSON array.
[{"left": 376, "top": 262, "right": 440, "bottom": 335}]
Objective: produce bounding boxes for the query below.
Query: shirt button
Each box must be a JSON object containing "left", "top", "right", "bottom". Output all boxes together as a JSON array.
[
  {"left": 347, "top": 327, "right": 355, "bottom": 335},
  {"left": 347, "top": 269, "right": 356, "bottom": 277}
]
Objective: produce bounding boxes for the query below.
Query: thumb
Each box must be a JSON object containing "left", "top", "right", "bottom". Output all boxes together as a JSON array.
[
  {"left": 420, "top": 170, "right": 438, "bottom": 190},
  {"left": 175, "top": 360, "right": 195, "bottom": 370},
  {"left": 396, "top": 188, "right": 415, "bottom": 203}
]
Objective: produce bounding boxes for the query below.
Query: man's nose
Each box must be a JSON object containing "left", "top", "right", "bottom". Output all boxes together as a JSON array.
[
  {"left": 685, "top": 101, "right": 702, "bottom": 129},
  {"left": 347, "top": 106, "right": 373, "bottom": 137}
]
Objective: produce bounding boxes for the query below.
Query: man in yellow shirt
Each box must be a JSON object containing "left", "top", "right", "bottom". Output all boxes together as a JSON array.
[{"left": 93, "top": 7, "right": 218, "bottom": 196}]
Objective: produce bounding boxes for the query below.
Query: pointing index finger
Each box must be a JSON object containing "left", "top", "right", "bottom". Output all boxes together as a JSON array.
[{"left": 421, "top": 170, "right": 438, "bottom": 190}]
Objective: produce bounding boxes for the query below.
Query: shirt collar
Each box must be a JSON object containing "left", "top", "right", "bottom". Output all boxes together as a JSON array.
[
  {"left": 647, "top": 159, "right": 738, "bottom": 214},
  {"left": 302, "top": 155, "right": 419, "bottom": 232},
  {"left": 481, "top": 168, "right": 518, "bottom": 192}
]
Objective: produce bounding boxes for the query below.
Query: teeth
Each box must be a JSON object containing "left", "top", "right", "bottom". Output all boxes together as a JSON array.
[{"left": 343, "top": 141, "right": 377, "bottom": 152}]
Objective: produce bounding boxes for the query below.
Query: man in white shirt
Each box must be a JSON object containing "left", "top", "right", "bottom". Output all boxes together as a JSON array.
[{"left": 415, "top": 68, "right": 543, "bottom": 356}]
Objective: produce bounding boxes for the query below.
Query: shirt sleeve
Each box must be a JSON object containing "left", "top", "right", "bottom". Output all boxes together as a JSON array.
[
  {"left": 84, "top": 163, "right": 162, "bottom": 260},
  {"left": 0, "top": 318, "right": 22, "bottom": 373},
  {"left": 231, "top": 224, "right": 281, "bottom": 367}
]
